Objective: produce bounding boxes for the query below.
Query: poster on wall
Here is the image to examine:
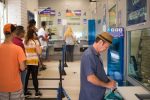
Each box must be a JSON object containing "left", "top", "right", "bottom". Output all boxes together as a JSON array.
[
  {"left": 58, "top": 12, "right": 61, "bottom": 16},
  {"left": 39, "top": 7, "right": 51, "bottom": 16},
  {"left": 127, "top": 0, "right": 147, "bottom": 26},
  {"left": 50, "top": 10, "right": 56, "bottom": 16},
  {"left": 66, "top": 9, "right": 74, "bottom": 17},
  {"left": 65, "top": 9, "right": 82, "bottom": 25},
  {"left": 57, "top": 19, "right": 62, "bottom": 24},
  {"left": 66, "top": 9, "right": 81, "bottom": 17},
  {"left": 39, "top": 7, "right": 56, "bottom": 17},
  {"left": 109, "top": 5, "right": 116, "bottom": 27},
  {"left": 27, "top": 11, "right": 35, "bottom": 22},
  {"left": 74, "top": 10, "right": 81, "bottom": 16},
  {"left": 83, "top": 19, "right": 87, "bottom": 24}
]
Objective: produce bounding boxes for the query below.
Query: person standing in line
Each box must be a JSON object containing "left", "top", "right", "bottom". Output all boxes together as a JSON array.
[
  {"left": 24, "top": 29, "right": 42, "bottom": 97},
  {"left": 12, "top": 26, "right": 26, "bottom": 85},
  {"left": 79, "top": 32, "right": 116, "bottom": 100},
  {"left": 64, "top": 26, "right": 75, "bottom": 62},
  {"left": 0, "top": 24, "right": 26, "bottom": 100},
  {"left": 28, "top": 19, "right": 47, "bottom": 70}
]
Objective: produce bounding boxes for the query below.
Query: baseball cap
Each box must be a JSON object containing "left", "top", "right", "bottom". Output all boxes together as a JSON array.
[{"left": 3, "top": 24, "right": 16, "bottom": 35}]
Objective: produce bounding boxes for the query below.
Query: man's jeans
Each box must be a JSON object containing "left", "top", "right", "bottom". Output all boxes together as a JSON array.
[
  {"left": 21, "top": 70, "right": 27, "bottom": 87},
  {"left": 0, "top": 89, "right": 24, "bottom": 100}
]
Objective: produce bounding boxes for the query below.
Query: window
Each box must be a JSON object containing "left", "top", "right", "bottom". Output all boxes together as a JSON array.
[
  {"left": 128, "top": 28, "right": 150, "bottom": 90},
  {"left": 127, "top": 0, "right": 147, "bottom": 26}
]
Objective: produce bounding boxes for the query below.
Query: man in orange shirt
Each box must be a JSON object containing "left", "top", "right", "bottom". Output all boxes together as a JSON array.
[{"left": 0, "top": 24, "right": 26, "bottom": 100}]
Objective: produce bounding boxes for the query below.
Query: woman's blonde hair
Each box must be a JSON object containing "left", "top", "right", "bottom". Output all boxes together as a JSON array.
[{"left": 64, "top": 26, "right": 73, "bottom": 37}]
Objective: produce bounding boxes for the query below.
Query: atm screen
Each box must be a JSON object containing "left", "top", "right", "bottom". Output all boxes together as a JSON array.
[{"left": 110, "top": 50, "right": 119, "bottom": 60}]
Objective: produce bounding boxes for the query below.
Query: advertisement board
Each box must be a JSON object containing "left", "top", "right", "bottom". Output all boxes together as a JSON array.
[{"left": 127, "top": 0, "right": 147, "bottom": 26}]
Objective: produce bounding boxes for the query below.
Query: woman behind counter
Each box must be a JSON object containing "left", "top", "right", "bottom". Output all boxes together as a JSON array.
[{"left": 64, "top": 26, "right": 75, "bottom": 62}]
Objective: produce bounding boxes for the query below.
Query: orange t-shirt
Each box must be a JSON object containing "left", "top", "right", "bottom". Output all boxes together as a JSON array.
[{"left": 0, "top": 42, "right": 26, "bottom": 92}]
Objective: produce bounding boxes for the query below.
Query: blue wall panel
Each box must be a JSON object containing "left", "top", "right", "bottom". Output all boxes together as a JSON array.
[{"left": 88, "top": 20, "right": 96, "bottom": 45}]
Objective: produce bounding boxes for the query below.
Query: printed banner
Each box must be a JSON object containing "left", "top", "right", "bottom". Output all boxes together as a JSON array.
[
  {"left": 50, "top": 10, "right": 56, "bottom": 16},
  {"left": 127, "top": 0, "right": 147, "bottom": 25},
  {"left": 57, "top": 19, "right": 62, "bottom": 24},
  {"left": 39, "top": 7, "right": 51, "bottom": 15}
]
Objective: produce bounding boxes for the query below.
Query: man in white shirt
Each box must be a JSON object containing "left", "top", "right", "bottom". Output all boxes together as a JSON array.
[
  {"left": 38, "top": 21, "right": 49, "bottom": 61},
  {"left": 38, "top": 21, "right": 47, "bottom": 47}
]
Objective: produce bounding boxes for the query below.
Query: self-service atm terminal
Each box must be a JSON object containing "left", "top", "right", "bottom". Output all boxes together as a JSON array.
[{"left": 107, "top": 27, "right": 124, "bottom": 86}]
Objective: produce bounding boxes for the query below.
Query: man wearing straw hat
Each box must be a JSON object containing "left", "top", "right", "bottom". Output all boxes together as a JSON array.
[{"left": 79, "top": 32, "right": 116, "bottom": 100}]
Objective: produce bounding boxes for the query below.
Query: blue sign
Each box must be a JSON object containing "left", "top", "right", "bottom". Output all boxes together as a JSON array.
[
  {"left": 107, "top": 27, "right": 124, "bottom": 37},
  {"left": 127, "top": 0, "right": 147, "bottom": 26},
  {"left": 39, "top": 7, "right": 51, "bottom": 14},
  {"left": 88, "top": 20, "right": 96, "bottom": 45},
  {"left": 27, "top": 11, "right": 34, "bottom": 21}
]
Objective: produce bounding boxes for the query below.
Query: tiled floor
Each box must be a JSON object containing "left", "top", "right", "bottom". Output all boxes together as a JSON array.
[{"left": 28, "top": 61, "right": 81, "bottom": 100}]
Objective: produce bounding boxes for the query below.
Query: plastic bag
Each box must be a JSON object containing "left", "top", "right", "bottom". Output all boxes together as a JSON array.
[{"left": 104, "top": 89, "right": 123, "bottom": 100}]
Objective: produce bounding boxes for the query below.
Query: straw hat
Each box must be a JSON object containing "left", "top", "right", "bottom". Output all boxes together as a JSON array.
[{"left": 97, "top": 32, "right": 113, "bottom": 44}]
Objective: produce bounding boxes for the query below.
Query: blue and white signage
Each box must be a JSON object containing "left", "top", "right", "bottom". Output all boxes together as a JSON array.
[
  {"left": 107, "top": 27, "right": 124, "bottom": 37},
  {"left": 39, "top": 7, "right": 51, "bottom": 15},
  {"left": 127, "top": 0, "right": 147, "bottom": 26}
]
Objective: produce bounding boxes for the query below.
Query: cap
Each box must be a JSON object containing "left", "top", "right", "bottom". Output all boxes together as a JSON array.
[
  {"left": 3, "top": 24, "right": 16, "bottom": 34},
  {"left": 97, "top": 32, "right": 113, "bottom": 44}
]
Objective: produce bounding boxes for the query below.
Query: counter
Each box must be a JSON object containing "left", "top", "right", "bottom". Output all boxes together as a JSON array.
[
  {"left": 117, "top": 86, "right": 150, "bottom": 100},
  {"left": 47, "top": 39, "right": 88, "bottom": 60}
]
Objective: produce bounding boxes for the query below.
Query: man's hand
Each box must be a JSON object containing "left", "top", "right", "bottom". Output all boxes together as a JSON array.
[
  {"left": 106, "top": 80, "right": 116, "bottom": 89},
  {"left": 19, "top": 61, "right": 26, "bottom": 71}
]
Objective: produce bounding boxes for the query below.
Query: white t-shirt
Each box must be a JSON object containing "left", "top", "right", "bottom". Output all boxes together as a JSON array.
[
  {"left": 38, "top": 28, "right": 47, "bottom": 46},
  {"left": 65, "top": 36, "right": 74, "bottom": 45}
]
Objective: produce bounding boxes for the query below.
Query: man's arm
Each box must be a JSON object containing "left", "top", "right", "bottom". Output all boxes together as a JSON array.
[
  {"left": 87, "top": 74, "right": 116, "bottom": 88},
  {"left": 19, "top": 61, "right": 26, "bottom": 71}
]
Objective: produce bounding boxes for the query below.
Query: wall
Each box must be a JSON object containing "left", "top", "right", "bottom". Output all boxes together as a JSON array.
[
  {"left": 5, "top": 0, "right": 39, "bottom": 30},
  {"left": 0, "top": 0, "right": 27, "bottom": 42},
  {"left": 6, "top": 0, "right": 27, "bottom": 28},
  {"left": 27, "top": 0, "right": 38, "bottom": 13},
  {"left": 27, "top": 0, "right": 39, "bottom": 27},
  {"left": 89, "top": 0, "right": 127, "bottom": 69},
  {"left": 39, "top": 0, "right": 90, "bottom": 38},
  {"left": 90, "top": 0, "right": 126, "bottom": 34}
]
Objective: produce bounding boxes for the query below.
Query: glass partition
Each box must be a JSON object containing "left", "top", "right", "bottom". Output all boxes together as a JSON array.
[
  {"left": 128, "top": 28, "right": 150, "bottom": 90},
  {"left": 127, "top": 0, "right": 147, "bottom": 26}
]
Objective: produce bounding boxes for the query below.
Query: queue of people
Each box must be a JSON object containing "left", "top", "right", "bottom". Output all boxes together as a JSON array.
[
  {"left": 0, "top": 20, "right": 117, "bottom": 100},
  {"left": 0, "top": 24, "right": 26, "bottom": 99},
  {"left": 0, "top": 19, "right": 50, "bottom": 99}
]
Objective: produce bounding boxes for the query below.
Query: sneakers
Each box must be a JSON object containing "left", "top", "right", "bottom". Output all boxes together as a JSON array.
[
  {"left": 24, "top": 91, "right": 32, "bottom": 96},
  {"left": 39, "top": 66, "right": 47, "bottom": 71},
  {"left": 35, "top": 91, "right": 42, "bottom": 97}
]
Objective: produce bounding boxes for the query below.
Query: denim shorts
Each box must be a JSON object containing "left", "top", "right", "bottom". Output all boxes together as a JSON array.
[{"left": 0, "top": 89, "right": 24, "bottom": 100}]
